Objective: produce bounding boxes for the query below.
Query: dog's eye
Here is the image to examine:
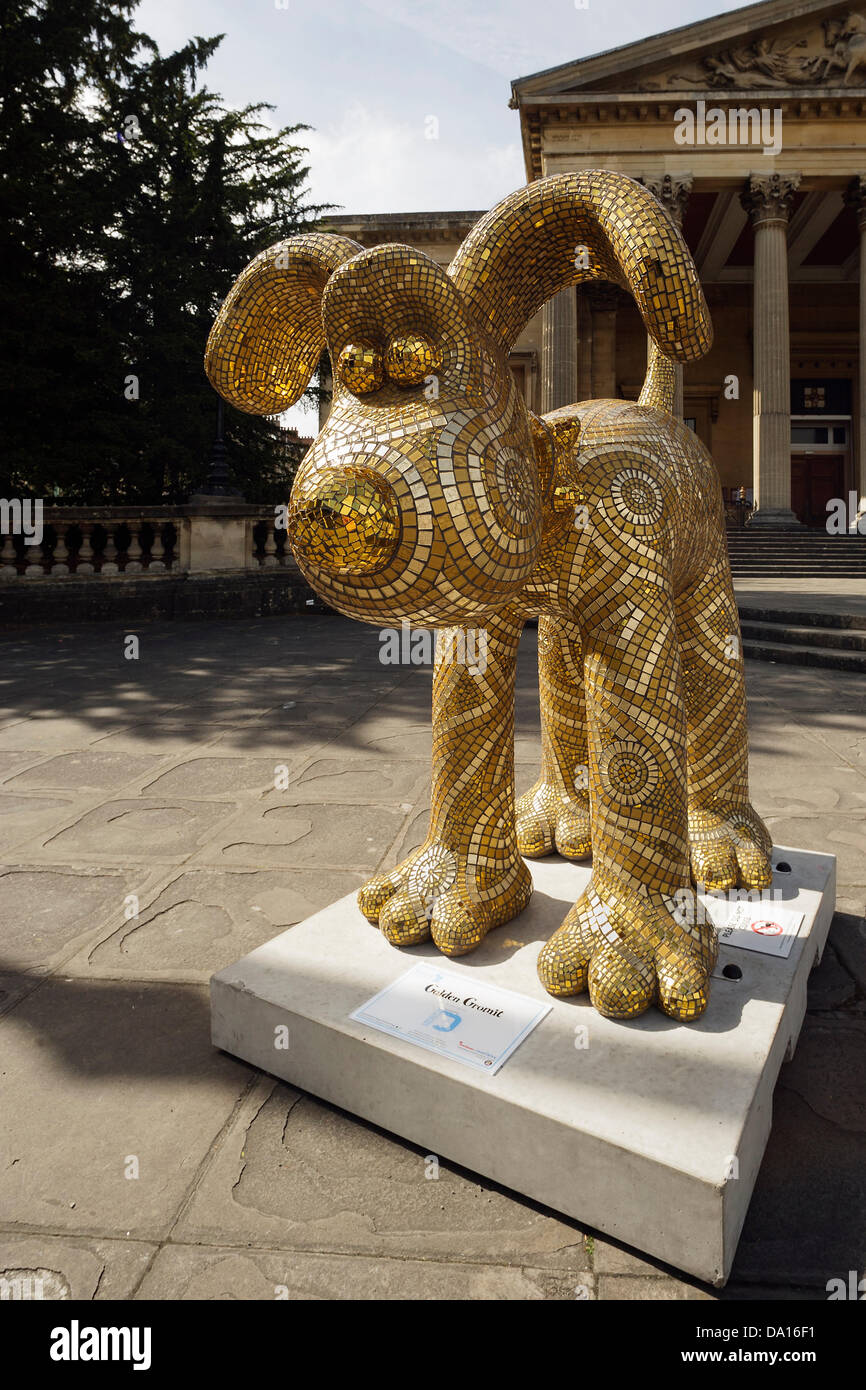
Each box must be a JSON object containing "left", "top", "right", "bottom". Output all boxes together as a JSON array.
[
  {"left": 385, "top": 333, "right": 442, "bottom": 386},
  {"left": 338, "top": 343, "right": 384, "bottom": 395}
]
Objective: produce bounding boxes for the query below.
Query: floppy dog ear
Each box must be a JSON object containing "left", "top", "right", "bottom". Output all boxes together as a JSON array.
[
  {"left": 205, "top": 232, "right": 363, "bottom": 415},
  {"left": 448, "top": 171, "right": 712, "bottom": 364}
]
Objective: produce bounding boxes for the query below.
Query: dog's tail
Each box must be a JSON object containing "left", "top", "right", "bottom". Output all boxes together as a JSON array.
[{"left": 638, "top": 340, "right": 678, "bottom": 415}]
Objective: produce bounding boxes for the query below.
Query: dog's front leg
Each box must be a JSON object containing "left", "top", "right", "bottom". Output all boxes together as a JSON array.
[
  {"left": 538, "top": 577, "right": 717, "bottom": 1020},
  {"left": 359, "top": 610, "right": 531, "bottom": 955}
]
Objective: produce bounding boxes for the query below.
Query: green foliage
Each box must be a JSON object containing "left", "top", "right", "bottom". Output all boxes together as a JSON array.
[{"left": 0, "top": 0, "right": 326, "bottom": 503}]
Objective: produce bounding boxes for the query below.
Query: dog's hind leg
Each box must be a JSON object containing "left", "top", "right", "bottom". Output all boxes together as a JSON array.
[
  {"left": 516, "top": 615, "right": 592, "bottom": 860},
  {"left": 676, "top": 552, "right": 773, "bottom": 892}
]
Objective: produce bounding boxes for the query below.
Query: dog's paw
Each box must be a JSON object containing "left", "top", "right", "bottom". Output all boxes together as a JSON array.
[
  {"left": 537, "top": 873, "right": 717, "bottom": 1021},
  {"left": 358, "top": 840, "right": 532, "bottom": 955},
  {"left": 516, "top": 781, "right": 592, "bottom": 860},
  {"left": 688, "top": 800, "right": 773, "bottom": 892}
]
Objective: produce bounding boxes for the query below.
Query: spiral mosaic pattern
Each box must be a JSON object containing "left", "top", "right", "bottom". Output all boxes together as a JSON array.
[{"left": 206, "top": 170, "right": 770, "bottom": 1023}]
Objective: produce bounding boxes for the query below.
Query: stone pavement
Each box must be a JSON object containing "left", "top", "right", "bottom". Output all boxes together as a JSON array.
[
  {"left": 734, "top": 576, "right": 866, "bottom": 616},
  {"left": 0, "top": 614, "right": 863, "bottom": 1301}
]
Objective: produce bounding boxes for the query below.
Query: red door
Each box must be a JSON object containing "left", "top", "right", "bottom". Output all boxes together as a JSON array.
[{"left": 790, "top": 454, "right": 845, "bottom": 527}]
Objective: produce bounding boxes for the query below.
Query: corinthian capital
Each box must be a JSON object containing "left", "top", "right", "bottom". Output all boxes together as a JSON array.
[
  {"left": 639, "top": 174, "right": 693, "bottom": 229},
  {"left": 741, "top": 173, "right": 801, "bottom": 228}
]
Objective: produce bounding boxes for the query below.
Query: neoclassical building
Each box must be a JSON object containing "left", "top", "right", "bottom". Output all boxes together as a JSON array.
[{"left": 326, "top": 0, "right": 866, "bottom": 527}]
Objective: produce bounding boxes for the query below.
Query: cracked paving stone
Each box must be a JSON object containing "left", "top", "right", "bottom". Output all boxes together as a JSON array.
[
  {"left": 279, "top": 758, "right": 426, "bottom": 801},
  {"left": 0, "top": 793, "right": 76, "bottom": 853},
  {"left": 134, "top": 1245, "right": 589, "bottom": 1300},
  {"left": 0, "top": 1235, "right": 156, "bottom": 1300},
  {"left": 76, "top": 868, "right": 365, "bottom": 979},
  {"left": 174, "top": 1081, "right": 590, "bottom": 1270},
  {"left": 732, "top": 1019, "right": 866, "bottom": 1286},
  {"left": 761, "top": 815, "right": 865, "bottom": 887},
  {"left": 0, "top": 866, "right": 132, "bottom": 972},
  {"left": 43, "top": 798, "right": 238, "bottom": 859},
  {"left": 214, "top": 802, "right": 406, "bottom": 870},
  {"left": 141, "top": 758, "right": 291, "bottom": 799},
  {"left": 0, "top": 979, "right": 252, "bottom": 1240},
  {"left": 830, "top": 912, "right": 866, "bottom": 991},
  {"left": 806, "top": 942, "right": 857, "bottom": 1011},
  {"left": 0, "top": 751, "right": 49, "bottom": 782},
  {"left": 4, "top": 752, "right": 164, "bottom": 792}
]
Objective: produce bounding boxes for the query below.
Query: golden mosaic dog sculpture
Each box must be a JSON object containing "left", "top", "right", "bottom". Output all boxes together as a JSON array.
[{"left": 206, "top": 170, "right": 773, "bottom": 1022}]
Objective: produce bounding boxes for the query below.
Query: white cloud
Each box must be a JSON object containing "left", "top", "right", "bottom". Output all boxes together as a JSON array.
[
  {"left": 304, "top": 103, "right": 523, "bottom": 213},
  {"left": 358, "top": 0, "right": 556, "bottom": 78}
]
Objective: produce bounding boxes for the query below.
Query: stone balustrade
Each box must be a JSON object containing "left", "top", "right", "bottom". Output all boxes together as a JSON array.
[{"left": 0, "top": 503, "right": 297, "bottom": 579}]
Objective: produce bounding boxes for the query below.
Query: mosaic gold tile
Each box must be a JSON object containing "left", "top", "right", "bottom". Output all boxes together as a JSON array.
[{"left": 206, "top": 171, "right": 772, "bottom": 1023}]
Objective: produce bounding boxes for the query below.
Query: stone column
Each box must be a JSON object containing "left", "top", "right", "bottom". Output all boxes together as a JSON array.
[
  {"left": 318, "top": 352, "right": 333, "bottom": 431},
  {"left": 845, "top": 175, "right": 866, "bottom": 522},
  {"left": 587, "top": 284, "right": 620, "bottom": 400},
  {"left": 541, "top": 288, "right": 578, "bottom": 413},
  {"left": 640, "top": 175, "right": 693, "bottom": 419},
  {"left": 576, "top": 287, "right": 593, "bottom": 401},
  {"left": 741, "top": 172, "right": 801, "bottom": 527}
]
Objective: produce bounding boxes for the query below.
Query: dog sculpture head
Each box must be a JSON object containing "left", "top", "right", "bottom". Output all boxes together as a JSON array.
[{"left": 205, "top": 171, "right": 711, "bottom": 625}]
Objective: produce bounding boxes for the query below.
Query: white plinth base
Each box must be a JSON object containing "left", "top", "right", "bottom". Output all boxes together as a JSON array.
[{"left": 210, "top": 846, "right": 835, "bottom": 1286}]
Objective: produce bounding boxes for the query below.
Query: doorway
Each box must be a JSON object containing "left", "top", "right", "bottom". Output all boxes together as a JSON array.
[{"left": 790, "top": 453, "right": 845, "bottom": 528}]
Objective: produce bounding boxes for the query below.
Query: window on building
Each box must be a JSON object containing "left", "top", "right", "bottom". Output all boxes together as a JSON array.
[{"left": 792, "top": 425, "right": 829, "bottom": 444}]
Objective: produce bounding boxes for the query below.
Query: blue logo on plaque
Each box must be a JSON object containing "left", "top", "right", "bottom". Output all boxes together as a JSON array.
[{"left": 423, "top": 1008, "right": 461, "bottom": 1032}]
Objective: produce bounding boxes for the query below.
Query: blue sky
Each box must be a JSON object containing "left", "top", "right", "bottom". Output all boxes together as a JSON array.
[{"left": 137, "top": 0, "right": 741, "bottom": 215}]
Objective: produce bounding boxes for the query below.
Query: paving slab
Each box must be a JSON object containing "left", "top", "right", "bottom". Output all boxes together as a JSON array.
[
  {"left": 0, "top": 979, "right": 252, "bottom": 1240},
  {"left": 134, "top": 1243, "right": 589, "bottom": 1301},
  {"left": 173, "top": 1076, "right": 591, "bottom": 1268},
  {"left": 0, "top": 864, "right": 136, "bottom": 972},
  {"left": 41, "top": 797, "right": 240, "bottom": 862},
  {"left": 4, "top": 751, "right": 164, "bottom": 792},
  {"left": 0, "top": 794, "right": 78, "bottom": 854},
  {"left": 209, "top": 800, "right": 408, "bottom": 871},
  {"left": 288, "top": 757, "right": 428, "bottom": 802},
  {"left": 140, "top": 757, "right": 293, "bottom": 800},
  {"left": 0, "top": 1234, "right": 156, "bottom": 1300},
  {"left": 731, "top": 1018, "right": 866, "bottom": 1287},
  {"left": 69, "top": 867, "right": 366, "bottom": 981}
]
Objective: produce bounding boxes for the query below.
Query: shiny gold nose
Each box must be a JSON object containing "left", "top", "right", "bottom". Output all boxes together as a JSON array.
[{"left": 289, "top": 467, "right": 401, "bottom": 577}]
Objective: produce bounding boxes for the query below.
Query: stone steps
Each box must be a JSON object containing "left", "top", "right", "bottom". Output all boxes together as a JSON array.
[
  {"left": 725, "top": 528, "right": 866, "bottom": 578},
  {"left": 741, "top": 636, "right": 866, "bottom": 672},
  {"left": 738, "top": 605, "right": 866, "bottom": 670}
]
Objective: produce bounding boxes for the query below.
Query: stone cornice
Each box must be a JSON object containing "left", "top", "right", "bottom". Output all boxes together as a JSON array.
[{"left": 320, "top": 212, "right": 483, "bottom": 246}]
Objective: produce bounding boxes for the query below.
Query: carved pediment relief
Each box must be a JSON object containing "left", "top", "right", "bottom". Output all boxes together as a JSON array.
[
  {"left": 684, "top": 14, "right": 866, "bottom": 88},
  {"left": 555, "top": 13, "right": 866, "bottom": 94}
]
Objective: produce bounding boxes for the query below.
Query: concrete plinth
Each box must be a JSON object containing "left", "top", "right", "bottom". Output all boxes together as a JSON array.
[{"left": 210, "top": 846, "right": 835, "bottom": 1286}]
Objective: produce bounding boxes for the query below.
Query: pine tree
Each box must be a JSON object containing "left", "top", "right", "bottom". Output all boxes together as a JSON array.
[{"left": 0, "top": 1, "right": 326, "bottom": 503}]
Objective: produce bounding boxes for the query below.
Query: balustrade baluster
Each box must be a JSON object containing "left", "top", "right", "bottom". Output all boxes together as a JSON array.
[
  {"left": 0, "top": 533, "right": 18, "bottom": 578},
  {"left": 24, "top": 536, "right": 46, "bottom": 576},
  {"left": 149, "top": 523, "right": 166, "bottom": 573},
  {"left": 76, "top": 523, "right": 95, "bottom": 575},
  {"left": 125, "top": 524, "right": 143, "bottom": 573},
  {"left": 101, "top": 525, "right": 119, "bottom": 575},
  {"left": 262, "top": 523, "right": 279, "bottom": 568},
  {"left": 51, "top": 524, "right": 70, "bottom": 576}
]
